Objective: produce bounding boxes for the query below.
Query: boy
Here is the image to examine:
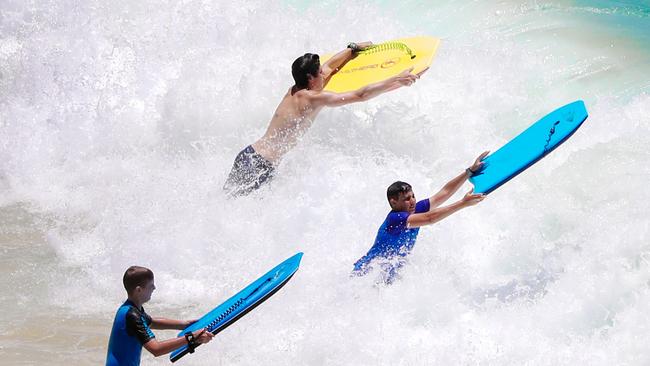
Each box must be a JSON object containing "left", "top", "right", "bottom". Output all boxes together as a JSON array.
[
  {"left": 224, "top": 41, "right": 426, "bottom": 196},
  {"left": 353, "top": 152, "right": 489, "bottom": 284},
  {"left": 106, "top": 266, "right": 214, "bottom": 365}
]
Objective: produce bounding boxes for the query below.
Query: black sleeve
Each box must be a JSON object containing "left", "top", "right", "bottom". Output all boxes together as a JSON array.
[{"left": 125, "top": 308, "right": 156, "bottom": 344}]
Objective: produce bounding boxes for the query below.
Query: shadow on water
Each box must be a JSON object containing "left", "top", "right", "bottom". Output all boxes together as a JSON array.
[{"left": 466, "top": 268, "right": 558, "bottom": 307}]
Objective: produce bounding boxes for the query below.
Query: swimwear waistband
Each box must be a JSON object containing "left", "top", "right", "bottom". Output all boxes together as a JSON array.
[{"left": 243, "top": 145, "right": 274, "bottom": 166}]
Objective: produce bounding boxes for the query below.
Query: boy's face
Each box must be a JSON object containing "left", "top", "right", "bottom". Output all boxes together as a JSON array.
[
  {"left": 390, "top": 190, "right": 417, "bottom": 213},
  {"left": 136, "top": 279, "right": 156, "bottom": 304}
]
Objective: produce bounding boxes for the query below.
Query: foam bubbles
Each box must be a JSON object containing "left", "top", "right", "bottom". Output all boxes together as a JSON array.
[{"left": 1, "top": 1, "right": 649, "bottom": 365}]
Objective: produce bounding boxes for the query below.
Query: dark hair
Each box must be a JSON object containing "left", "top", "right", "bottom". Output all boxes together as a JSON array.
[
  {"left": 387, "top": 181, "right": 412, "bottom": 202},
  {"left": 123, "top": 266, "right": 154, "bottom": 294},
  {"left": 291, "top": 53, "right": 320, "bottom": 92}
]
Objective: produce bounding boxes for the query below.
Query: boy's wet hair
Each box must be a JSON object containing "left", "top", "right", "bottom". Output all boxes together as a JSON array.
[
  {"left": 387, "top": 181, "right": 412, "bottom": 202},
  {"left": 123, "top": 266, "right": 154, "bottom": 294},
  {"left": 291, "top": 53, "right": 320, "bottom": 92}
]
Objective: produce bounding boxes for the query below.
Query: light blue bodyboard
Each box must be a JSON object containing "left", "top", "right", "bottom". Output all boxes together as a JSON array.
[
  {"left": 170, "top": 252, "right": 303, "bottom": 362},
  {"left": 470, "top": 100, "right": 588, "bottom": 194}
]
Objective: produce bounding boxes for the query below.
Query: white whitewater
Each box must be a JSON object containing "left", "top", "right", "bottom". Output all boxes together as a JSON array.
[{"left": 1, "top": 1, "right": 649, "bottom": 364}]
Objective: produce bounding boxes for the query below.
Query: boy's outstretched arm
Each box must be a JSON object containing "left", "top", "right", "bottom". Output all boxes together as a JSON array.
[
  {"left": 310, "top": 68, "right": 421, "bottom": 108},
  {"left": 321, "top": 41, "right": 373, "bottom": 81},
  {"left": 151, "top": 317, "right": 197, "bottom": 330},
  {"left": 407, "top": 189, "right": 484, "bottom": 229},
  {"left": 143, "top": 328, "right": 214, "bottom": 357},
  {"left": 429, "top": 151, "right": 489, "bottom": 208}
]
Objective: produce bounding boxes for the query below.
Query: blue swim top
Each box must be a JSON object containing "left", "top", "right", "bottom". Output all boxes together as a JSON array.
[
  {"left": 353, "top": 198, "right": 431, "bottom": 283},
  {"left": 106, "top": 300, "right": 155, "bottom": 366}
]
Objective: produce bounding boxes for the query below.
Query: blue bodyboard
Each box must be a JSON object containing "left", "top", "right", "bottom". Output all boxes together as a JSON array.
[
  {"left": 170, "top": 252, "right": 303, "bottom": 362},
  {"left": 469, "top": 100, "right": 588, "bottom": 194}
]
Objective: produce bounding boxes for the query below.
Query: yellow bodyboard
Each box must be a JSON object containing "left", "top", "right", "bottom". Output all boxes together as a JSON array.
[{"left": 321, "top": 36, "right": 440, "bottom": 93}]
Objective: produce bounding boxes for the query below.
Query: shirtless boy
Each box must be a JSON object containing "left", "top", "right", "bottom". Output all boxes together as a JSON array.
[{"left": 224, "top": 42, "right": 425, "bottom": 196}]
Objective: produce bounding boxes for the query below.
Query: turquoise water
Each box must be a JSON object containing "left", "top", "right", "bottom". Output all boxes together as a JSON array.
[{"left": 1, "top": 1, "right": 649, "bottom": 365}]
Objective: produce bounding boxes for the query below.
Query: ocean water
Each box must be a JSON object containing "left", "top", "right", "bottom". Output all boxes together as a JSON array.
[{"left": 1, "top": 0, "right": 649, "bottom": 365}]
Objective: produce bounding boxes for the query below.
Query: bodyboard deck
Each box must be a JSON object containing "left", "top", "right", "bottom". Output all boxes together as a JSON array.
[
  {"left": 321, "top": 36, "right": 440, "bottom": 93},
  {"left": 170, "top": 252, "right": 303, "bottom": 362},
  {"left": 469, "top": 100, "right": 588, "bottom": 194}
]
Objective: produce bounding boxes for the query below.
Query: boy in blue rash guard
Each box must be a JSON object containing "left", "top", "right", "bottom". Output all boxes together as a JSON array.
[
  {"left": 106, "top": 266, "right": 214, "bottom": 366},
  {"left": 353, "top": 152, "right": 489, "bottom": 284}
]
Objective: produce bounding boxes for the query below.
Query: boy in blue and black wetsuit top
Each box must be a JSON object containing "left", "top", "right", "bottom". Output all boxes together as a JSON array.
[
  {"left": 353, "top": 152, "right": 489, "bottom": 284},
  {"left": 106, "top": 266, "right": 214, "bottom": 366}
]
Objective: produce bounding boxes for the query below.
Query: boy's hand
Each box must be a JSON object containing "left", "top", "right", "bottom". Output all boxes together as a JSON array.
[
  {"left": 462, "top": 189, "right": 485, "bottom": 206},
  {"left": 396, "top": 67, "right": 418, "bottom": 86},
  {"left": 355, "top": 41, "right": 373, "bottom": 50},
  {"left": 185, "top": 319, "right": 198, "bottom": 327},
  {"left": 193, "top": 328, "right": 215, "bottom": 344},
  {"left": 469, "top": 151, "right": 490, "bottom": 173}
]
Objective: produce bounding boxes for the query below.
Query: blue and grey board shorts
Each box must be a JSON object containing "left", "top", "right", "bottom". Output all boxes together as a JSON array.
[{"left": 223, "top": 145, "right": 275, "bottom": 196}]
